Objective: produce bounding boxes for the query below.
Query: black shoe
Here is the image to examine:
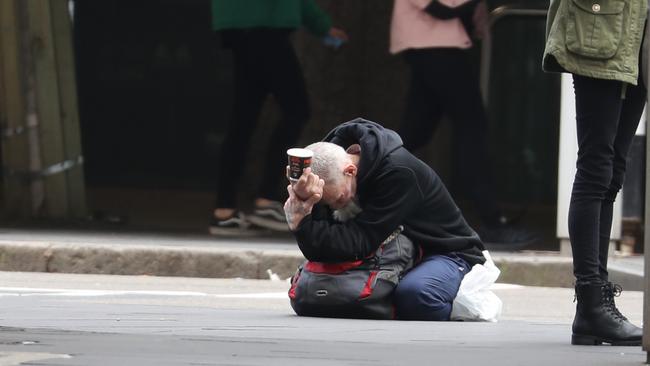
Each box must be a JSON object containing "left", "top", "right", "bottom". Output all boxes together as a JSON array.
[
  {"left": 477, "top": 224, "right": 539, "bottom": 251},
  {"left": 572, "top": 282, "right": 642, "bottom": 346},
  {"left": 247, "top": 201, "right": 290, "bottom": 232},
  {"left": 208, "top": 211, "right": 252, "bottom": 236}
]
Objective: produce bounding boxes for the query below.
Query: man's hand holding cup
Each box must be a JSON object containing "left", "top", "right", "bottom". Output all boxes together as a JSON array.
[
  {"left": 286, "top": 148, "right": 322, "bottom": 200},
  {"left": 290, "top": 167, "right": 324, "bottom": 201},
  {"left": 285, "top": 148, "right": 324, "bottom": 230}
]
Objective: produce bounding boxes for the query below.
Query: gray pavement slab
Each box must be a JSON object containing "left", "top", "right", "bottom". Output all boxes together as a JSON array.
[{"left": 0, "top": 272, "right": 645, "bottom": 366}]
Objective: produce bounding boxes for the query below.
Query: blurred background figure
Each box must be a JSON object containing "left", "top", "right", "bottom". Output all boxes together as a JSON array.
[
  {"left": 389, "top": 0, "right": 537, "bottom": 250},
  {"left": 209, "top": 0, "right": 348, "bottom": 235}
]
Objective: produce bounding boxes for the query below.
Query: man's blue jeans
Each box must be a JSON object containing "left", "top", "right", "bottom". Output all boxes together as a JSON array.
[{"left": 394, "top": 254, "right": 471, "bottom": 321}]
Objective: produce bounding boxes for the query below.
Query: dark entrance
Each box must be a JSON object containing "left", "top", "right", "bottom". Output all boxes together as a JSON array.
[{"left": 74, "top": 0, "right": 229, "bottom": 189}]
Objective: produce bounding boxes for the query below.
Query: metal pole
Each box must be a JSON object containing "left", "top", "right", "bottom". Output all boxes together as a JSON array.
[
  {"left": 642, "top": 39, "right": 650, "bottom": 364},
  {"left": 16, "top": 0, "right": 45, "bottom": 216},
  {"left": 640, "top": 15, "right": 650, "bottom": 364},
  {"left": 643, "top": 113, "right": 650, "bottom": 364}
]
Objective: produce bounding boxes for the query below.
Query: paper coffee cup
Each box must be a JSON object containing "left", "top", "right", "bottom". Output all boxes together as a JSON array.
[{"left": 287, "top": 148, "right": 313, "bottom": 181}]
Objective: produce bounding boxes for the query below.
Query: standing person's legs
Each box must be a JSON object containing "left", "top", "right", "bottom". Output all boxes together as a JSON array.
[
  {"left": 214, "top": 30, "right": 268, "bottom": 215},
  {"left": 257, "top": 29, "right": 310, "bottom": 203},
  {"left": 569, "top": 75, "right": 623, "bottom": 285},
  {"left": 433, "top": 49, "right": 500, "bottom": 223},
  {"left": 569, "top": 75, "right": 642, "bottom": 346},
  {"left": 398, "top": 50, "right": 444, "bottom": 152},
  {"left": 394, "top": 254, "right": 470, "bottom": 320},
  {"left": 598, "top": 79, "right": 647, "bottom": 281}
]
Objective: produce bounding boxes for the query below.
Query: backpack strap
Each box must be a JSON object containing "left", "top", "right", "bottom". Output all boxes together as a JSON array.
[{"left": 381, "top": 225, "right": 404, "bottom": 246}]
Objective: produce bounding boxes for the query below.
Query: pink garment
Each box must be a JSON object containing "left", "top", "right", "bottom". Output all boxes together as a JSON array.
[{"left": 389, "top": 0, "right": 487, "bottom": 54}]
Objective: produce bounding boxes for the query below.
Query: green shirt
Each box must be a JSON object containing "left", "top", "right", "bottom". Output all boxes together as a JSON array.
[{"left": 211, "top": 0, "right": 332, "bottom": 37}]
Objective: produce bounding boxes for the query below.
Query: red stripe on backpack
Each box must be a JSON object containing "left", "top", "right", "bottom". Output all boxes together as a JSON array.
[
  {"left": 288, "top": 271, "right": 301, "bottom": 299},
  {"left": 305, "top": 260, "right": 364, "bottom": 274},
  {"left": 359, "top": 271, "right": 378, "bottom": 299}
]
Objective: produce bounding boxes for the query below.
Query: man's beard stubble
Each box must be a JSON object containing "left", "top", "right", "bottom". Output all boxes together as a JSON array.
[{"left": 332, "top": 199, "right": 362, "bottom": 222}]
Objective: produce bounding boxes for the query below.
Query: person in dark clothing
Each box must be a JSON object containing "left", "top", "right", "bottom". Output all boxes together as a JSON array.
[
  {"left": 209, "top": 0, "right": 347, "bottom": 235},
  {"left": 390, "top": 0, "right": 537, "bottom": 250},
  {"left": 543, "top": 0, "right": 646, "bottom": 346},
  {"left": 284, "top": 118, "right": 485, "bottom": 320}
]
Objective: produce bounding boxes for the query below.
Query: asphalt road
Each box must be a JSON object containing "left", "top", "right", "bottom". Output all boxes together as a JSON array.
[{"left": 0, "top": 272, "right": 645, "bottom": 366}]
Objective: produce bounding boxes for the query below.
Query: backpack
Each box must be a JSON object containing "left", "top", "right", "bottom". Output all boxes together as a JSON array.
[{"left": 288, "top": 227, "right": 418, "bottom": 319}]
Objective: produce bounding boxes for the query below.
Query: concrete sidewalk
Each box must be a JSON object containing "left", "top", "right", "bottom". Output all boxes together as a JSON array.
[
  {"left": 0, "top": 227, "right": 644, "bottom": 289},
  {"left": 0, "top": 271, "right": 646, "bottom": 365}
]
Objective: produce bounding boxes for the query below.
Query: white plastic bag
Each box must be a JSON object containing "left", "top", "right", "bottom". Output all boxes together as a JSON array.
[{"left": 450, "top": 250, "right": 502, "bottom": 322}]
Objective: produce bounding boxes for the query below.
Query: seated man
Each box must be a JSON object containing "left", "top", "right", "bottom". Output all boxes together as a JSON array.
[{"left": 284, "top": 118, "right": 486, "bottom": 320}]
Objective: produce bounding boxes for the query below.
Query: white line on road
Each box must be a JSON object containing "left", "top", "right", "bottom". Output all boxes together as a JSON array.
[
  {"left": 0, "top": 287, "right": 288, "bottom": 299},
  {"left": 0, "top": 352, "right": 71, "bottom": 365},
  {"left": 0, "top": 283, "right": 523, "bottom": 299}
]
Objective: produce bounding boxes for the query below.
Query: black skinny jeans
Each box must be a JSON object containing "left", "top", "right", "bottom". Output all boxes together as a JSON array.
[
  {"left": 569, "top": 74, "right": 646, "bottom": 285},
  {"left": 215, "top": 28, "right": 310, "bottom": 208},
  {"left": 398, "top": 48, "right": 501, "bottom": 223}
]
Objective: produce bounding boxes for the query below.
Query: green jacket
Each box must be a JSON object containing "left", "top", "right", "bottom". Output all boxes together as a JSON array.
[
  {"left": 211, "top": 0, "right": 332, "bottom": 37},
  {"left": 543, "top": 0, "right": 647, "bottom": 84}
]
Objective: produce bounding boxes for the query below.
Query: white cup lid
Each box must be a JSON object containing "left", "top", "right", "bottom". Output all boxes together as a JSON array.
[{"left": 287, "top": 148, "right": 313, "bottom": 158}]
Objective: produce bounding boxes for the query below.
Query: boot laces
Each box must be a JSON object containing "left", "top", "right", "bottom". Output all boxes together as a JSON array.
[{"left": 602, "top": 283, "right": 627, "bottom": 321}]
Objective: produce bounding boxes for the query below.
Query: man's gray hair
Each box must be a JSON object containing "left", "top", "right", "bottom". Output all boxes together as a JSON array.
[{"left": 305, "top": 141, "right": 349, "bottom": 183}]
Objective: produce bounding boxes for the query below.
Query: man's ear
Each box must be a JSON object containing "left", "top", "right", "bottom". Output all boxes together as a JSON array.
[
  {"left": 343, "top": 163, "right": 357, "bottom": 177},
  {"left": 346, "top": 144, "right": 361, "bottom": 155}
]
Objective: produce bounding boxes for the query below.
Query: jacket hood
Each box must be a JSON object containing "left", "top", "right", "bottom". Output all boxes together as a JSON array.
[{"left": 322, "top": 118, "right": 403, "bottom": 186}]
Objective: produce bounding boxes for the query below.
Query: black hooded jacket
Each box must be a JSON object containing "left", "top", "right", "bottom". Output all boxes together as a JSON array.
[{"left": 294, "top": 118, "right": 486, "bottom": 266}]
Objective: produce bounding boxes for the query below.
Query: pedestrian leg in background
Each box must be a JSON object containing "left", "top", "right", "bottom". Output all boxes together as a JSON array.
[
  {"left": 245, "top": 29, "right": 311, "bottom": 231},
  {"left": 210, "top": 30, "right": 270, "bottom": 235},
  {"left": 441, "top": 50, "right": 538, "bottom": 250},
  {"left": 398, "top": 48, "right": 537, "bottom": 250},
  {"left": 398, "top": 50, "right": 444, "bottom": 152}
]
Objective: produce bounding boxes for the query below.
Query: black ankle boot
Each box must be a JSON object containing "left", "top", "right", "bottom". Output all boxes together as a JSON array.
[{"left": 572, "top": 282, "right": 642, "bottom": 346}]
